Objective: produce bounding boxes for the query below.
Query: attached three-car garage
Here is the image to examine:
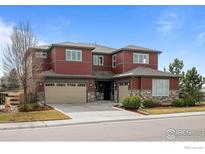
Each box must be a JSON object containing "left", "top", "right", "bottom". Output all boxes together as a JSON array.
[{"left": 44, "top": 82, "right": 87, "bottom": 104}]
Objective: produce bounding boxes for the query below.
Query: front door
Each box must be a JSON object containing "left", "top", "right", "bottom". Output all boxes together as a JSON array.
[
  {"left": 104, "top": 82, "right": 111, "bottom": 100},
  {"left": 95, "top": 81, "right": 112, "bottom": 101}
]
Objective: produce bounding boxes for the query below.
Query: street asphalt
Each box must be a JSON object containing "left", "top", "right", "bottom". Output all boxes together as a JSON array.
[{"left": 0, "top": 115, "right": 205, "bottom": 141}]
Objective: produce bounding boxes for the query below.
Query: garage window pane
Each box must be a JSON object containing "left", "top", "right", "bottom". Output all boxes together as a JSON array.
[
  {"left": 56, "top": 83, "right": 65, "bottom": 86},
  {"left": 45, "top": 83, "right": 55, "bottom": 86}
]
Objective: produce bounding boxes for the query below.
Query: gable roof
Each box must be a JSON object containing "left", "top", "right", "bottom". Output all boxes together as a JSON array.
[
  {"left": 41, "top": 67, "right": 178, "bottom": 79},
  {"left": 114, "top": 67, "right": 178, "bottom": 78},
  {"left": 52, "top": 42, "right": 95, "bottom": 49},
  {"left": 40, "top": 70, "right": 94, "bottom": 78},
  {"left": 30, "top": 42, "right": 116, "bottom": 53},
  {"left": 30, "top": 41, "right": 162, "bottom": 54},
  {"left": 92, "top": 44, "right": 116, "bottom": 54},
  {"left": 114, "top": 45, "right": 162, "bottom": 53}
]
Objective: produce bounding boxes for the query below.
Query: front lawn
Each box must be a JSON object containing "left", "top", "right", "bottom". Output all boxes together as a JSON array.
[
  {"left": 0, "top": 109, "right": 70, "bottom": 123},
  {"left": 139, "top": 104, "right": 205, "bottom": 115}
]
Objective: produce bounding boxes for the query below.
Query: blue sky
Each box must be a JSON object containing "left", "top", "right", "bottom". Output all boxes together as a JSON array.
[{"left": 0, "top": 6, "right": 205, "bottom": 77}]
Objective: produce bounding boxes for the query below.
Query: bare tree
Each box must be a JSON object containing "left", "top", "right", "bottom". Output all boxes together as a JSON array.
[{"left": 3, "top": 22, "right": 38, "bottom": 103}]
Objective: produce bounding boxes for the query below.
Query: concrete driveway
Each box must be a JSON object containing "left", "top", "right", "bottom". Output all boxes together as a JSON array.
[{"left": 49, "top": 102, "right": 142, "bottom": 122}]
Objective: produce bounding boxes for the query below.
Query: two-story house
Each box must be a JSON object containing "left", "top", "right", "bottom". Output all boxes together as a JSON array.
[{"left": 28, "top": 42, "right": 179, "bottom": 105}]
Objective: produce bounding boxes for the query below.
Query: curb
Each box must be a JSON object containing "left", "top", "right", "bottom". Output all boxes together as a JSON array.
[{"left": 1, "top": 112, "right": 205, "bottom": 131}]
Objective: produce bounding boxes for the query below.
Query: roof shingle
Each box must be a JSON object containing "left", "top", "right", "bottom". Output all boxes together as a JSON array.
[
  {"left": 114, "top": 45, "right": 162, "bottom": 53},
  {"left": 114, "top": 67, "right": 178, "bottom": 78},
  {"left": 30, "top": 42, "right": 162, "bottom": 54}
]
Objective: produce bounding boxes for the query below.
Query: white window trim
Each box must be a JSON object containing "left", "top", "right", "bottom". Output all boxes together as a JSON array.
[
  {"left": 133, "top": 53, "right": 149, "bottom": 64},
  {"left": 152, "top": 79, "right": 169, "bottom": 97},
  {"left": 93, "top": 55, "right": 104, "bottom": 66},
  {"left": 112, "top": 54, "right": 116, "bottom": 68},
  {"left": 66, "top": 49, "right": 82, "bottom": 62}
]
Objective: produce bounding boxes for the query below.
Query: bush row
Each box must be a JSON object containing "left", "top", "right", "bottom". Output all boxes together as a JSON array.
[
  {"left": 172, "top": 96, "right": 196, "bottom": 107},
  {"left": 122, "top": 95, "right": 197, "bottom": 109},
  {"left": 122, "top": 96, "right": 157, "bottom": 109}
]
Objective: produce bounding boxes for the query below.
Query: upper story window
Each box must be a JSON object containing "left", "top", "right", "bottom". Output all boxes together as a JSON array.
[
  {"left": 35, "top": 51, "right": 47, "bottom": 59},
  {"left": 93, "top": 55, "right": 104, "bottom": 66},
  {"left": 152, "top": 79, "right": 169, "bottom": 96},
  {"left": 112, "top": 55, "right": 116, "bottom": 68},
  {"left": 66, "top": 49, "right": 82, "bottom": 62},
  {"left": 133, "top": 53, "right": 149, "bottom": 64}
]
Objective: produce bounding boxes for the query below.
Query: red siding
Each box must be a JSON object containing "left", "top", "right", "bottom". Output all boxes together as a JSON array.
[
  {"left": 111, "top": 51, "right": 158, "bottom": 74},
  {"left": 92, "top": 54, "right": 112, "bottom": 71},
  {"left": 134, "top": 77, "right": 179, "bottom": 90},
  {"left": 170, "top": 78, "right": 179, "bottom": 90},
  {"left": 48, "top": 48, "right": 56, "bottom": 71},
  {"left": 141, "top": 77, "right": 152, "bottom": 90},
  {"left": 87, "top": 80, "right": 95, "bottom": 92},
  {"left": 123, "top": 51, "right": 158, "bottom": 72},
  {"left": 31, "top": 52, "right": 51, "bottom": 72},
  {"left": 54, "top": 47, "right": 92, "bottom": 75},
  {"left": 112, "top": 52, "right": 123, "bottom": 74},
  {"left": 130, "top": 77, "right": 141, "bottom": 90}
]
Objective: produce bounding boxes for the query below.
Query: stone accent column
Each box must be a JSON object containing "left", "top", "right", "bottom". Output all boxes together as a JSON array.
[
  {"left": 87, "top": 80, "right": 96, "bottom": 102},
  {"left": 88, "top": 92, "right": 96, "bottom": 102}
]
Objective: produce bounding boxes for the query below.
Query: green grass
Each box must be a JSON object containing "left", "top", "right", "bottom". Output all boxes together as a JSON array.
[
  {"left": 0, "top": 109, "right": 70, "bottom": 123},
  {"left": 140, "top": 104, "right": 205, "bottom": 115}
]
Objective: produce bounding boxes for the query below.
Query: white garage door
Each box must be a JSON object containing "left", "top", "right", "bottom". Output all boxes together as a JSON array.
[
  {"left": 45, "top": 82, "right": 87, "bottom": 104},
  {"left": 119, "top": 83, "right": 129, "bottom": 103}
]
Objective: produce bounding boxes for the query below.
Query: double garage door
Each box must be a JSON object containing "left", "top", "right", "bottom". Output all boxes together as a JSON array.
[{"left": 44, "top": 82, "right": 87, "bottom": 104}]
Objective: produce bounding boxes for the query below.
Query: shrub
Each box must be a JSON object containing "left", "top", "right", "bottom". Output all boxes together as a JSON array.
[
  {"left": 18, "top": 103, "right": 33, "bottom": 112},
  {"left": 172, "top": 97, "right": 196, "bottom": 107},
  {"left": 184, "top": 96, "right": 196, "bottom": 107},
  {"left": 172, "top": 99, "right": 185, "bottom": 107},
  {"left": 143, "top": 99, "right": 156, "bottom": 108},
  {"left": 18, "top": 103, "right": 41, "bottom": 112},
  {"left": 122, "top": 96, "right": 141, "bottom": 109}
]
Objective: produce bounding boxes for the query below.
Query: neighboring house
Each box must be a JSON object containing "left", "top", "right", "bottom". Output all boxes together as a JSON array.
[
  {"left": 201, "top": 84, "right": 205, "bottom": 100},
  {"left": 28, "top": 42, "right": 179, "bottom": 105}
]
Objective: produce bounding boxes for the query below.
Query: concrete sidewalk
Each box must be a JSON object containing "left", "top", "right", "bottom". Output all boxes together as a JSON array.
[{"left": 1, "top": 110, "right": 205, "bottom": 130}]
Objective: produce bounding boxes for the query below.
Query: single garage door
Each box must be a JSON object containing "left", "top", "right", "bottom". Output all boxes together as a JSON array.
[
  {"left": 118, "top": 83, "right": 129, "bottom": 103},
  {"left": 45, "top": 82, "right": 87, "bottom": 104}
]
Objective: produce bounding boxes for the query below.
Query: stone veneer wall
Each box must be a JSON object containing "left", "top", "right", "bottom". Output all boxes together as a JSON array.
[
  {"left": 88, "top": 92, "right": 96, "bottom": 102},
  {"left": 130, "top": 90, "right": 179, "bottom": 105}
]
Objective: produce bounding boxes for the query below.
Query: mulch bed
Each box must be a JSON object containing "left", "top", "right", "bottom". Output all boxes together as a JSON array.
[{"left": 0, "top": 103, "right": 54, "bottom": 113}]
